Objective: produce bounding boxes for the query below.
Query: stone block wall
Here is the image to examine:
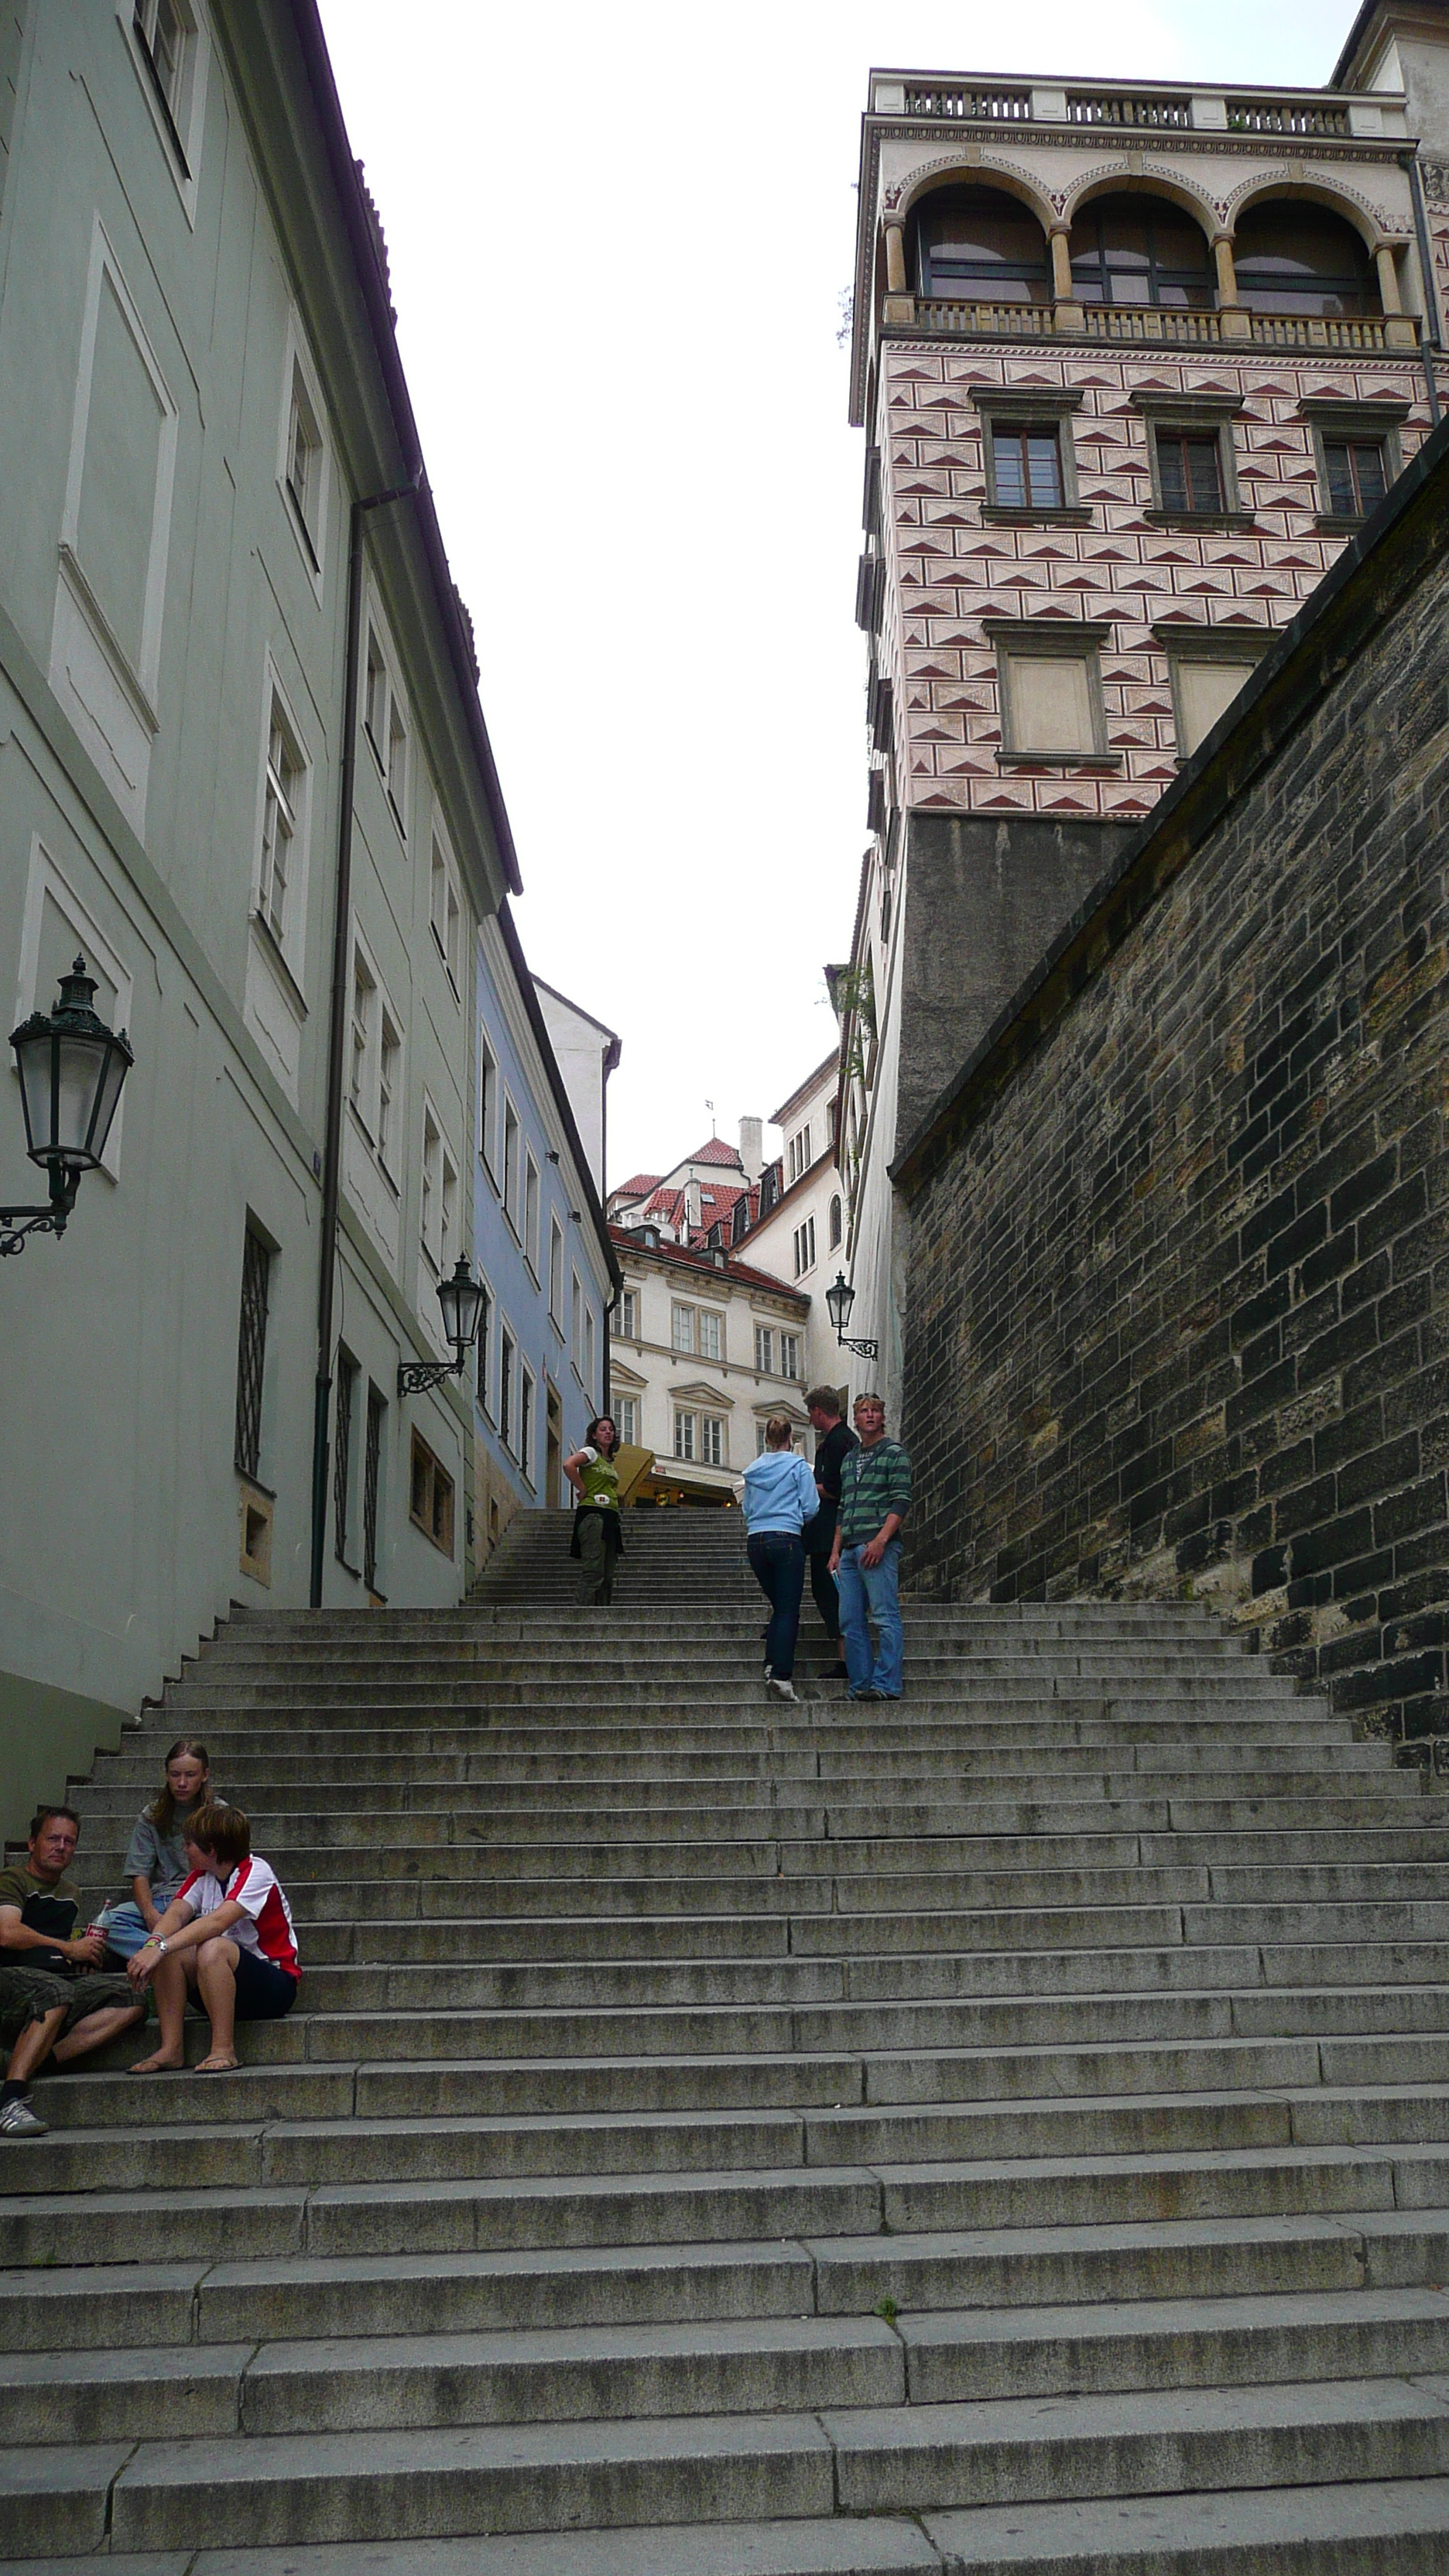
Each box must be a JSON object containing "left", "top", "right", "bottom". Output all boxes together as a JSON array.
[{"left": 896, "top": 426, "right": 1449, "bottom": 1756}]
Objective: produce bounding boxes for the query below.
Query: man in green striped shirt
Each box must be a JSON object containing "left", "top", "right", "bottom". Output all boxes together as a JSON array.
[{"left": 827, "top": 1396, "right": 913, "bottom": 1700}]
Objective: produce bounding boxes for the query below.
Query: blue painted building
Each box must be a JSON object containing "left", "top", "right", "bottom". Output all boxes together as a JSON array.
[{"left": 470, "top": 905, "right": 619, "bottom": 1560}]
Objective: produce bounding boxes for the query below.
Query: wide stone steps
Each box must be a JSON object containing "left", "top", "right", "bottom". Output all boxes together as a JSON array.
[{"left": 8, "top": 1564, "right": 1449, "bottom": 2569}]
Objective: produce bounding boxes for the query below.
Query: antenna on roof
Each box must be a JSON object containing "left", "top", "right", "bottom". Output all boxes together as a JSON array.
[{"left": 705, "top": 1098, "right": 716, "bottom": 1137}]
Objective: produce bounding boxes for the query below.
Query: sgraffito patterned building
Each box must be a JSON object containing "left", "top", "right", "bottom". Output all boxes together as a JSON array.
[{"left": 834, "top": 4, "right": 1449, "bottom": 1410}]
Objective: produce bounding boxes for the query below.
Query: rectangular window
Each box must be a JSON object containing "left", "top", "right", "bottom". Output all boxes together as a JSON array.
[
  {"left": 430, "top": 832, "right": 462, "bottom": 989},
  {"left": 572, "top": 1273, "right": 584, "bottom": 1370},
  {"left": 363, "top": 1382, "right": 385, "bottom": 1593},
  {"left": 285, "top": 365, "right": 323, "bottom": 565},
  {"left": 502, "top": 1098, "right": 521, "bottom": 1226},
  {"left": 440, "top": 1142, "right": 458, "bottom": 1276},
  {"left": 992, "top": 423, "right": 1064, "bottom": 510},
  {"left": 349, "top": 951, "right": 375, "bottom": 1127},
  {"left": 552, "top": 1221, "right": 567, "bottom": 1324},
  {"left": 615, "top": 1287, "right": 637, "bottom": 1338},
  {"left": 409, "top": 1429, "right": 454, "bottom": 1556},
  {"left": 672, "top": 1302, "right": 694, "bottom": 1355},
  {"left": 1172, "top": 656, "right": 1262, "bottom": 759},
  {"left": 524, "top": 1150, "right": 541, "bottom": 1276},
  {"left": 615, "top": 1396, "right": 639, "bottom": 1445},
  {"left": 1323, "top": 437, "right": 1388, "bottom": 520},
  {"left": 793, "top": 1217, "right": 816, "bottom": 1279},
  {"left": 234, "top": 1226, "right": 271, "bottom": 1482},
  {"left": 474, "top": 1276, "right": 493, "bottom": 1415},
  {"left": 787, "top": 1124, "right": 814, "bottom": 1184},
  {"left": 499, "top": 1324, "right": 516, "bottom": 1449},
  {"left": 1156, "top": 430, "right": 1224, "bottom": 516},
  {"left": 584, "top": 1306, "right": 596, "bottom": 1402},
  {"left": 133, "top": 0, "right": 197, "bottom": 163},
  {"left": 377, "top": 1010, "right": 401, "bottom": 1181},
  {"left": 333, "top": 1351, "right": 358, "bottom": 1565},
  {"left": 1000, "top": 645, "right": 1100, "bottom": 756},
  {"left": 258, "top": 699, "right": 302, "bottom": 952},
  {"left": 754, "top": 1324, "right": 773, "bottom": 1374},
  {"left": 478, "top": 1031, "right": 498, "bottom": 1175},
  {"left": 781, "top": 1332, "right": 800, "bottom": 1381},
  {"left": 701, "top": 1415, "right": 724, "bottom": 1468},
  {"left": 386, "top": 700, "right": 408, "bottom": 828},
  {"left": 755, "top": 1422, "right": 769, "bottom": 1456},
  {"left": 364, "top": 629, "right": 388, "bottom": 757},
  {"left": 519, "top": 1365, "right": 536, "bottom": 1483},
  {"left": 697, "top": 1307, "right": 722, "bottom": 1362},
  {"left": 673, "top": 1408, "right": 695, "bottom": 1462}
]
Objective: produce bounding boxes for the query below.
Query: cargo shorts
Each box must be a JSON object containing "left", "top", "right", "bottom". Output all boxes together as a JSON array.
[{"left": 0, "top": 1961, "right": 136, "bottom": 2039}]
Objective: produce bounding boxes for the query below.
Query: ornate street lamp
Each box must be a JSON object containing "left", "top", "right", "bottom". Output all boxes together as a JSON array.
[
  {"left": 825, "top": 1269, "right": 879, "bottom": 1362},
  {"left": 398, "top": 1254, "right": 487, "bottom": 1395},
  {"left": 4, "top": 957, "right": 134, "bottom": 1258}
]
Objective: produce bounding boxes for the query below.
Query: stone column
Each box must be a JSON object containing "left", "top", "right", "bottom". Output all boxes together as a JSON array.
[
  {"left": 882, "top": 218, "right": 913, "bottom": 325},
  {"left": 1214, "top": 233, "right": 1251, "bottom": 340},
  {"left": 1376, "top": 241, "right": 1419, "bottom": 348},
  {"left": 1050, "top": 224, "right": 1084, "bottom": 331}
]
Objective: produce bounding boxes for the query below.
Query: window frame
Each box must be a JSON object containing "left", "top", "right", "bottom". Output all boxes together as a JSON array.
[
  {"left": 971, "top": 385, "right": 1089, "bottom": 526},
  {"left": 276, "top": 313, "right": 330, "bottom": 594},
  {"left": 429, "top": 818, "right": 464, "bottom": 999},
  {"left": 253, "top": 672, "right": 310, "bottom": 985},
  {"left": 781, "top": 1331, "right": 801, "bottom": 1382},
  {"left": 1151, "top": 618, "right": 1273, "bottom": 762},
  {"left": 360, "top": 594, "right": 410, "bottom": 840},
  {"left": 1130, "top": 392, "right": 1249, "bottom": 529},
  {"left": 701, "top": 1413, "right": 726, "bottom": 1468},
  {"left": 474, "top": 1268, "right": 495, "bottom": 1420},
  {"left": 673, "top": 1406, "right": 697, "bottom": 1463},
  {"left": 550, "top": 1218, "right": 567, "bottom": 1326},
  {"left": 754, "top": 1324, "right": 774, "bottom": 1375},
  {"left": 498, "top": 1316, "right": 517, "bottom": 1452},
  {"left": 409, "top": 1427, "right": 455, "bottom": 1557},
  {"left": 985, "top": 617, "right": 1115, "bottom": 766},
  {"left": 672, "top": 1300, "right": 695, "bottom": 1356},
  {"left": 1299, "top": 397, "right": 1407, "bottom": 530},
  {"left": 519, "top": 1360, "right": 536, "bottom": 1486},
  {"left": 523, "top": 1147, "right": 541, "bottom": 1279},
  {"left": 234, "top": 1221, "right": 272, "bottom": 1486},
  {"left": 478, "top": 1027, "right": 499, "bottom": 1184},
  {"left": 501, "top": 1091, "right": 522, "bottom": 1235},
  {"left": 121, "top": 0, "right": 211, "bottom": 218},
  {"left": 615, "top": 1393, "right": 639, "bottom": 1447}
]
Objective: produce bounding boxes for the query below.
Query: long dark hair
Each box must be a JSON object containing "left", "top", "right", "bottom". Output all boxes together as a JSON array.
[
  {"left": 146, "top": 1738, "right": 211, "bottom": 1839},
  {"left": 586, "top": 1415, "right": 620, "bottom": 1458}
]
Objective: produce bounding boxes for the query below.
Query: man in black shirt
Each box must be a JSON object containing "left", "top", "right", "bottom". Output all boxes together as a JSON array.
[
  {"left": 0, "top": 1805, "right": 142, "bottom": 2137},
  {"left": 805, "top": 1386, "right": 859, "bottom": 1680}
]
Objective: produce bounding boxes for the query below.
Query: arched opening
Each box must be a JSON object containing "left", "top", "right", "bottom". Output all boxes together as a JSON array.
[
  {"left": 1231, "top": 200, "right": 1376, "bottom": 316},
  {"left": 829, "top": 1194, "right": 843, "bottom": 1252},
  {"left": 910, "top": 186, "right": 1052, "bottom": 305},
  {"left": 1068, "top": 193, "right": 1214, "bottom": 310}
]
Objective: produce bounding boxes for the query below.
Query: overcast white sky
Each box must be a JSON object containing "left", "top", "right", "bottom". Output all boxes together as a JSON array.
[{"left": 317, "top": 0, "right": 1364, "bottom": 1184}]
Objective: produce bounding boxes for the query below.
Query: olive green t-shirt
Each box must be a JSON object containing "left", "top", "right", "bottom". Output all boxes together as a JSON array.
[
  {"left": 0, "top": 1865, "right": 81, "bottom": 1974},
  {"left": 577, "top": 1446, "right": 619, "bottom": 1509}
]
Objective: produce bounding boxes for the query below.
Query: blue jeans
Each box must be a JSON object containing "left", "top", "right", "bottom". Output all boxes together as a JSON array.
[
  {"left": 836, "top": 1540, "right": 903, "bottom": 1697},
  {"left": 100, "top": 1902, "right": 161, "bottom": 1961},
  {"left": 747, "top": 1531, "right": 806, "bottom": 1680}
]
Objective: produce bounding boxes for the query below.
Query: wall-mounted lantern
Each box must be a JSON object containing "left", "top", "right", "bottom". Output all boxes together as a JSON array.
[
  {"left": 825, "top": 1269, "right": 879, "bottom": 1362},
  {"left": 398, "top": 1254, "right": 487, "bottom": 1395},
  {"left": 4, "top": 957, "right": 134, "bottom": 1259}
]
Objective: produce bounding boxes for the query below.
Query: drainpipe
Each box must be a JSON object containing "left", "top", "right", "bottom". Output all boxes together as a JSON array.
[
  {"left": 1407, "top": 151, "right": 1443, "bottom": 426},
  {"left": 309, "top": 474, "right": 420, "bottom": 1609}
]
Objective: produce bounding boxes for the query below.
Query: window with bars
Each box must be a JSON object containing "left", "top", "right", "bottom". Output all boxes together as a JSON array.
[
  {"left": 234, "top": 1227, "right": 271, "bottom": 1482},
  {"left": 258, "top": 699, "right": 303, "bottom": 953},
  {"left": 1322, "top": 437, "right": 1388, "bottom": 520},
  {"left": 1155, "top": 430, "right": 1225, "bottom": 516},
  {"left": 991, "top": 424, "right": 1064, "bottom": 510},
  {"left": 334, "top": 1351, "right": 358, "bottom": 1564},
  {"left": 363, "top": 1382, "right": 385, "bottom": 1593}
]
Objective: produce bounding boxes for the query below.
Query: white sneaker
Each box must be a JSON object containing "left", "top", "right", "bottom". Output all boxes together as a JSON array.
[
  {"left": 0, "top": 2095, "right": 46, "bottom": 2136},
  {"left": 766, "top": 1677, "right": 800, "bottom": 1704}
]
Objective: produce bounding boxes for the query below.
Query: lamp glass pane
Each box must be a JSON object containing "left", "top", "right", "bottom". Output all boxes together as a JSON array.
[
  {"left": 53, "top": 1034, "right": 110, "bottom": 1166},
  {"left": 12, "top": 1029, "right": 52, "bottom": 1159}
]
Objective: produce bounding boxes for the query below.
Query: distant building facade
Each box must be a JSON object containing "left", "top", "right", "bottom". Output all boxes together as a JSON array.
[
  {"left": 837, "top": 22, "right": 1449, "bottom": 1409},
  {"left": 608, "top": 1223, "right": 812, "bottom": 1500},
  {"left": 733, "top": 1051, "right": 851, "bottom": 1399}
]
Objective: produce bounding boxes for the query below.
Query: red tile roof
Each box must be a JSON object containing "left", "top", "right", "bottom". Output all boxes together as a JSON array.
[
  {"left": 690, "top": 1138, "right": 746, "bottom": 1166},
  {"left": 610, "top": 1173, "right": 661, "bottom": 1201},
  {"left": 608, "top": 1223, "right": 810, "bottom": 1307}
]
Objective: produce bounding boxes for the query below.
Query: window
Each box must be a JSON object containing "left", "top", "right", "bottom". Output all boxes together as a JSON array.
[
  {"left": 788, "top": 1124, "right": 813, "bottom": 1184},
  {"left": 386, "top": 698, "right": 408, "bottom": 828},
  {"left": 474, "top": 1276, "right": 493, "bottom": 1415},
  {"left": 377, "top": 1010, "right": 401, "bottom": 1181},
  {"left": 349, "top": 951, "right": 375, "bottom": 1129},
  {"left": 992, "top": 623, "right": 1108, "bottom": 759},
  {"left": 409, "top": 1429, "right": 454, "bottom": 1556},
  {"left": 1322, "top": 437, "right": 1389, "bottom": 521},
  {"left": 499, "top": 1323, "right": 516, "bottom": 1449},
  {"left": 430, "top": 831, "right": 463, "bottom": 990},
  {"left": 672, "top": 1301, "right": 694, "bottom": 1355},
  {"left": 1232, "top": 201, "right": 1375, "bottom": 319},
  {"left": 234, "top": 1226, "right": 271, "bottom": 1482},
  {"left": 584, "top": 1307, "right": 596, "bottom": 1403},
  {"left": 440, "top": 1141, "right": 458, "bottom": 1276},
  {"left": 698, "top": 1307, "right": 722, "bottom": 1362},
  {"left": 1155, "top": 430, "right": 1224, "bottom": 516},
  {"left": 519, "top": 1365, "right": 536, "bottom": 1484},
  {"left": 781, "top": 1333, "right": 800, "bottom": 1382},
  {"left": 551, "top": 1220, "right": 567, "bottom": 1324},
  {"left": 755, "top": 1422, "right": 771, "bottom": 1456},
  {"left": 478, "top": 1030, "right": 498, "bottom": 1175},
  {"left": 701, "top": 1416, "right": 724, "bottom": 1468},
  {"left": 793, "top": 1217, "right": 817, "bottom": 1279},
  {"left": 334, "top": 1351, "right": 358, "bottom": 1566},
  {"left": 1169, "top": 654, "right": 1263, "bottom": 758},
  {"left": 362, "top": 613, "right": 409, "bottom": 834},
  {"left": 572, "top": 1273, "right": 584, "bottom": 1372},
  {"left": 284, "top": 361, "right": 323, "bottom": 568},
  {"left": 674, "top": 1408, "right": 696, "bottom": 1462},
  {"left": 829, "top": 1194, "right": 843, "bottom": 1251},
  {"left": 365, "top": 631, "right": 388, "bottom": 753},
  {"left": 363, "top": 1382, "right": 385, "bottom": 1594},
  {"left": 913, "top": 185, "right": 1051, "bottom": 304},
  {"left": 524, "top": 1151, "right": 541, "bottom": 1276},
  {"left": 755, "top": 1325, "right": 773, "bottom": 1374},
  {"left": 615, "top": 1396, "right": 639, "bottom": 1445},
  {"left": 1068, "top": 194, "right": 1212, "bottom": 310},
  {"left": 132, "top": 0, "right": 198, "bottom": 167},
  {"left": 502, "top": 1098, "right": 521, "bottom": 1228},
  {"left": 992, "top": 425, "right": 1064, "bottom": 511},
  {"left": 258, "top": 697, "right": 303, "bottom": 954},
  {"left": 421, "top": 1105, "right": 441, "bottom": 1273}
]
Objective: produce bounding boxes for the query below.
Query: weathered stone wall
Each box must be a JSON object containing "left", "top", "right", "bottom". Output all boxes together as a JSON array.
[{"left": 897, "top": 428, "right": 1449, "bottom": 1758}]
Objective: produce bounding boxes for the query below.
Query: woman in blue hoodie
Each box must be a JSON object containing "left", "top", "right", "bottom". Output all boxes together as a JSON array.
[{"left": 740, "top": 1415, "right": 820, "bottom": 1704}]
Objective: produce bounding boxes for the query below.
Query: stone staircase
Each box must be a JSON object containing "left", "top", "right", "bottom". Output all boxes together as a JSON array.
[{"left": 5, "top": 1506, "right": 1449, "bottom": 2571}]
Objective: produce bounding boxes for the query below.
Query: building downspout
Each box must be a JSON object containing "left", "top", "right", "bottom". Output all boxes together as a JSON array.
[
  {"left": 1408, "top": 151, "right": 1444, "bottom": 426},
  {"left": 309, "top": 476, "right": 418, "bottom": 1608}
]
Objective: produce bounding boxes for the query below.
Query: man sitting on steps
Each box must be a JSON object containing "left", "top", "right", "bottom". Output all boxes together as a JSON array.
[{"left": 0, "top": 1804, "right": 145, "bottom": 2136}]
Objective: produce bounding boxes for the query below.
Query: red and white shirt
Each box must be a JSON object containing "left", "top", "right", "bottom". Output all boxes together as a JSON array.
[{"left": 176, "top": 1855, "right": 299, "bottom": 1978}]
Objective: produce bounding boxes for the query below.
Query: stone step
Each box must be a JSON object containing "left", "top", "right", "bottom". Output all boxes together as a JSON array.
[
  {"left": 12, "top": 2374, "right": 1449, "bottom": 2553},
  {"left": 114, "top": 1714, "right": 1357, "bottom": 1751}
]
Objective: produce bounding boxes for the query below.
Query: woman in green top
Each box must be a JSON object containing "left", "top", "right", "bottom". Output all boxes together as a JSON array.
[{"left": 564, "top": 1415, "right": 625, "bottom": 1604}]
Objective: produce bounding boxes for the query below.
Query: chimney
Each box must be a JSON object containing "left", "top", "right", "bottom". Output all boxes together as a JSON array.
[{"left": 739, "top": 1115, "right": 763, "bottom": 1180}]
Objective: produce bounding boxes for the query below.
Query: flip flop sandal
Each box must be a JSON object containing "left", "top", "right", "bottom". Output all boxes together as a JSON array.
[{"left": 194, "top": 2054, "right": 239, "bottom": 2074}]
